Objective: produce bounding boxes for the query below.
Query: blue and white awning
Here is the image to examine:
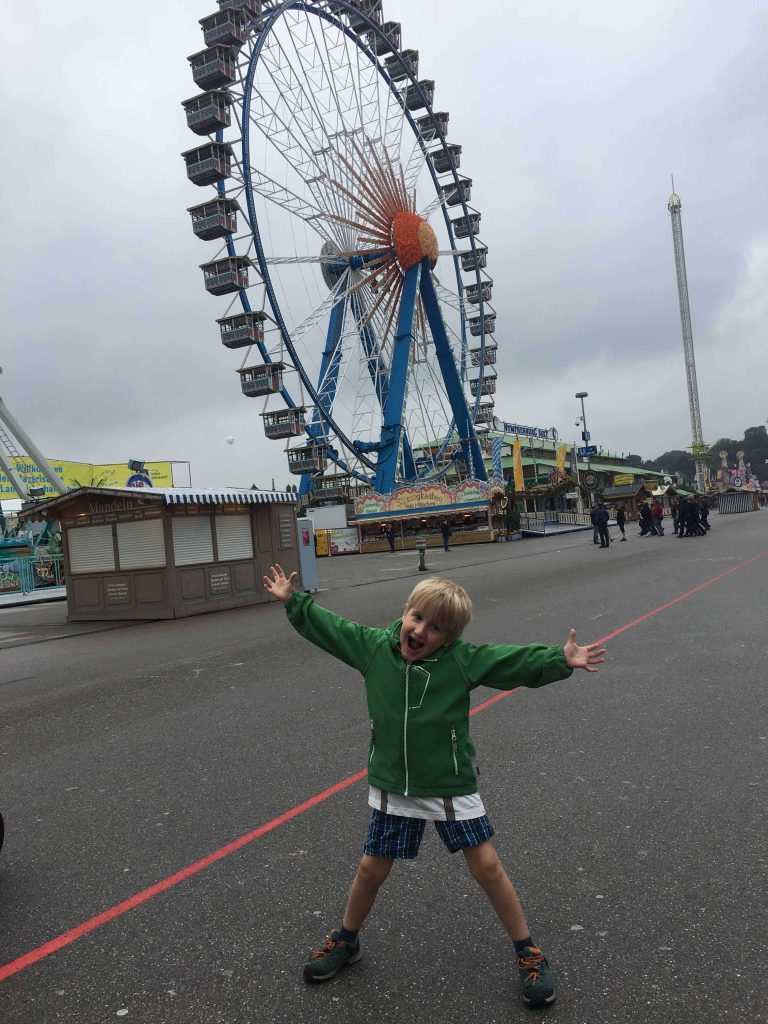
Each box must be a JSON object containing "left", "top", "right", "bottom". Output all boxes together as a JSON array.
[
  {"left": 146, "top": 487, "right": 296, "bottom": 505},
  {"left": 18, "top": 485, "right": 297, "bottom": 522}
]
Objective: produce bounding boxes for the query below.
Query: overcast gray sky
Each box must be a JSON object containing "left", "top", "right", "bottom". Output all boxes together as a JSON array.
[{"left": 1, "top": 0, "right": 766, "bottom": 491}]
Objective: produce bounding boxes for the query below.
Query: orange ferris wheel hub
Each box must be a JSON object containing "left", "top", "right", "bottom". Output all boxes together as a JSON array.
[{"left": 392, "top": 211, "right": 439, "bottom": 272}]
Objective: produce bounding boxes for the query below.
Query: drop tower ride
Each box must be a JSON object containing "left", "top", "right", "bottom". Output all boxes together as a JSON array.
[{"left": 667, "top": 184, "right": 709, "bottom": 489}]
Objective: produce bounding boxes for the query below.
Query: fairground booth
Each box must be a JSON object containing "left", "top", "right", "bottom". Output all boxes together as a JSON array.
[
  {"left": 20, "top": 487, "right": 299, "bottom": 621},
  {"left": 353, "top": 480, "right": 494, "bottom": 553},
  {"left": 600, "top": 481, "right": 656, "bottom": 519}
]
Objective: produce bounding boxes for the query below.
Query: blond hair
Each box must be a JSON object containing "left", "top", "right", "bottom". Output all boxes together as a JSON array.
[{"left": 404, "top": 577, "right": 472, "bottom": 644}]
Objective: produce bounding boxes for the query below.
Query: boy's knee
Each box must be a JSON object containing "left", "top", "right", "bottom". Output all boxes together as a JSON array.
[
  {"left": 357, "top": 854, "right": 393, "bottom": 887},
  {"left": 464, "top": 842, "right": 504, "bottom": 886}
]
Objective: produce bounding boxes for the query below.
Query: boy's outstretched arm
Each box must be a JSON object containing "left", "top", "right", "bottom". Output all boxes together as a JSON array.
[
  {"left": 262, "top": 563, "right": 383, "bottom": 672},
  {"left": 263, "top": 563, "right": 297, "bottom": 603},
  {"left": 563, "top": 628, "right": 606, "bottom": 673}
]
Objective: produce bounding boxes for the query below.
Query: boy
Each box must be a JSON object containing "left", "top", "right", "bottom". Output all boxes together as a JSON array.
[{"left": 263, "top": 564, "right": 606, "bottom": 1008}]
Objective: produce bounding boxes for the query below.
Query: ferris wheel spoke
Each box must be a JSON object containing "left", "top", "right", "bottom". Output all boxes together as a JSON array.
[
  {"left": 419, "top": 193, "right": 445, "bottom": 221},
  {"left": 242, "top": 98, "right": 348, "bottom": 249},
  {"left": 307, "top": 14, "right": 366, "bottom": 143},
  {"left": 236, "top": 165, "right": 337, "bottom": 243},
  {"left": 261, "top": 20, "right": 371, "bottom": 234},
  {"left": 434, "top": 280, "right": 465, "bottom": 316},
  {"left": 332, "top": 12, "right": 374, "bottom": 142},
  {"left": 286, "top": 270, "right": 350, "bottom": 350},
  {"left": 402, "top": 131, "right": 427, "bottom": 192},
  {"left": 264, "top": 255, "right": 338, "bottom": 265},
  {"left": 243, "top": 42, "right": 353, "bottom": 247},
  {"left": 268, "top": 14, "right": 387, "bottom": 239}
]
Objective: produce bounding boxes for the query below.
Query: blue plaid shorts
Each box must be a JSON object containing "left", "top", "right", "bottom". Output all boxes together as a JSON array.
[{"left": 363, "top": 808, "right": 495, "bottom": 858}]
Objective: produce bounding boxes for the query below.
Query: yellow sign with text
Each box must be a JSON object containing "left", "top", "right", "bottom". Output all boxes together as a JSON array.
[
  {"left": 612, "top": 474, "right": 636, "bottom": 487},
  {"left": 0, "top": 458, "right": 175, "bottom": 500}
]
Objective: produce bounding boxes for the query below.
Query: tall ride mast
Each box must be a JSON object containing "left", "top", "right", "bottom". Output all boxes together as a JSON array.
[
  {"left": 0, "top": 391, "right": 66, "bottom": 499},
  {"left": 667, "top": 184, "right": 709, "bottom": 489}
]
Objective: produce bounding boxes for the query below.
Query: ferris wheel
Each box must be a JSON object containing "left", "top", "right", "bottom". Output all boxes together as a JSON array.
[{"left": 182, "top": 0, "right": 497, "bottom": 497}]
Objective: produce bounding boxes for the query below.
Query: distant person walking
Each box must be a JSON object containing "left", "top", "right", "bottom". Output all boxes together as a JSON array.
[
  {"left": 615, "top": 506, "right": 627, "bottom": 541},
  {"left": 686, "top": 498, "right": 707, "bottom": 537},
  {"left": 440, "top": 520, "right": 452, "bottom": 551},
  {"left": 594, "top": 504, "right": 610, "bottom": 548},
  {"left": 638, "top": 502, "right": 654, "bottom": 537},
  {"left": 675, "top": 497, "right": 689, "bottom": 537},
  {"left": 699, "top": 496, "right": 711, "bottom": 531},
  {"left": 590, "top": 507, "right": 599, "bottom": 545},
  {"left": 651, "top": 501, "right": 665, "bottom": 536},
  {"left": 384, "top": 525, "right": 395, "bottom": 552}
]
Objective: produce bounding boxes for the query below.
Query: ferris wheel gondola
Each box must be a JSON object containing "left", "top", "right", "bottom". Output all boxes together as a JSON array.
[{"left": 182, "top": 0, "right": 498, "bottom": 497}]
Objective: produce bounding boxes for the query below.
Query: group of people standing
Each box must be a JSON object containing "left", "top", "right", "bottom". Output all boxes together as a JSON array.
[{"left": 591, "top": 496, "right": 711, "bottom": 546}]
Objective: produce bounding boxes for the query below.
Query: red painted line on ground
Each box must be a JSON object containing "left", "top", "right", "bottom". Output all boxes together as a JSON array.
[
  {"left": 2, "top": 547, "right": 766, "bottom": 983},
  {"left": 0, "top": 769, "right": 366, "bottom": 983},
  {"left": 594, "top": 548, "right": 768, "bottom": 645}
]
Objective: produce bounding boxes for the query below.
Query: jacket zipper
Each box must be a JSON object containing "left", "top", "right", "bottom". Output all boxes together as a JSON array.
[
  {"left": 369, "top": 718, "right": 375, "bottom": 764},
  {"left": 403, "top": 663, "right": 410, "bottom": 794},
  {"left": 451, "top": 727, "right": 459, "bottom": 775}
]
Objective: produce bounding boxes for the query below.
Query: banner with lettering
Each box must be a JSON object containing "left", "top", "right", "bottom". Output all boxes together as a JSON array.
[
  {"left": 555, "top": 445, "right": 568, "bottom": 473},
  {"left": 353, "top": 479, "right": 490, "bottom": 519},
  {"left": 0, "top": 459, "right": 175, "bottom": 500},
  {"left": 512, "top": 441, "right": 525, "bottom": 493}
]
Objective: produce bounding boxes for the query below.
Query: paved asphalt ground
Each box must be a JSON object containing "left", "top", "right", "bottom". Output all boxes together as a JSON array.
[{"left": 1, "top": 513, "right": 766, "bottom": 1023}]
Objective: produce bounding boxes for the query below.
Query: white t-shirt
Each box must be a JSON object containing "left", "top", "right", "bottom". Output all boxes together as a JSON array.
[{"left": 368, "top": 786, "right": 486, "bottom": 821}]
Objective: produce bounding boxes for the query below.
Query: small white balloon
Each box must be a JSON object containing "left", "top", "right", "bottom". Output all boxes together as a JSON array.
[{"left": 225, "top": 436, "right": 235, "bottom": 445}]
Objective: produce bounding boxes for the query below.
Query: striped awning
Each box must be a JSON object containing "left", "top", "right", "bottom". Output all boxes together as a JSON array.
[
  {"left": 18, "top": 486, "right": 296, "bottom": 521},
  {"left": 155, "top": 488, "right": 295, "bottom": 505}
]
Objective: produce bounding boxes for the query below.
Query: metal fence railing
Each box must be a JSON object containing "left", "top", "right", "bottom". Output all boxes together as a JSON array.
[
  {"left": 519, "top": 511, "right": 593, "bottom": 533},
  {"left": 0, "top": 554, "right": 65, "bottom": 595},
  {"left": 557, "top": 512, "right": 593, "bottom": 526}
]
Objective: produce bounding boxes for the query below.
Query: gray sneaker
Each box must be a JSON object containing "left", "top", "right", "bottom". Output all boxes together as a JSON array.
[{"left": 303, "top": 930, "right": 362, "bottom": 983}]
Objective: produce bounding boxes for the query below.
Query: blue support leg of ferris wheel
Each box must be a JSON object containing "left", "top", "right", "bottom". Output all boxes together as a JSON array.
[
  {"left": 419, "top": 263, "right": 488, "bottom": 482},
  {"left": 351, "top": 291, "right": 417, "bottom": 482},
  {"left": 374, "top": 262, "right": 421, "bottom": 494},
  {"left": 298, "top": 298, "right": 346, "bottom": 498}
]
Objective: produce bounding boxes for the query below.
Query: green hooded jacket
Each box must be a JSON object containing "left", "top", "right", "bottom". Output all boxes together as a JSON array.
[{"left": 285, "top": 591, "right": 572, "bottom": 797}]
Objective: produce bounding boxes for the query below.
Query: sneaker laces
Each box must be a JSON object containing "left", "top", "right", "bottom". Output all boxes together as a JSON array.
[
  {"left": 517, "top": 946, "right": 545, "bottom": 981},
  {"left": 311, "top": 934, "right": 346, "bottom": 960}
]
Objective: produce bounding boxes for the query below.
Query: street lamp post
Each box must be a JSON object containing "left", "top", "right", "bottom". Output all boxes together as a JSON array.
[{"left": 575, "top": 391, "right": 592, "bottom": 505}]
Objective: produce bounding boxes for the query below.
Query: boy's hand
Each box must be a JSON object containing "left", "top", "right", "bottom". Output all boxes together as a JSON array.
[
  {"left": 564, "top": 628, "right": 605, "bottom": 673},
  {"left": 263, "top": 563, "right": 298, "bottom": 603}
]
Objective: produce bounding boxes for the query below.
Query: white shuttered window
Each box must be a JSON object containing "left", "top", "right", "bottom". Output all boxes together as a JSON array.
[
  {"left": 117, "top": 519, "right": 166, "bottom": 569},
  {"left": 215, "top": 515, "right": 253, "bottom": 561},
  {"left": 67, "top": 525, "right": 115, "bottom": 574},
  {"left": 172, "top": 516, "right": 214, "bottom": 565}
]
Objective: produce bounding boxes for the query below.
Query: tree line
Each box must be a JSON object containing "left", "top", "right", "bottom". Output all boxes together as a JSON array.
[{"left": 623, "top": 425, "right": 768, "bottom": 483}]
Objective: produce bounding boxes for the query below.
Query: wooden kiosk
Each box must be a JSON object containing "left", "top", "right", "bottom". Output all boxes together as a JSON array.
[{"left": 20, "top": 486, "right": 299, "bottom": 621}]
